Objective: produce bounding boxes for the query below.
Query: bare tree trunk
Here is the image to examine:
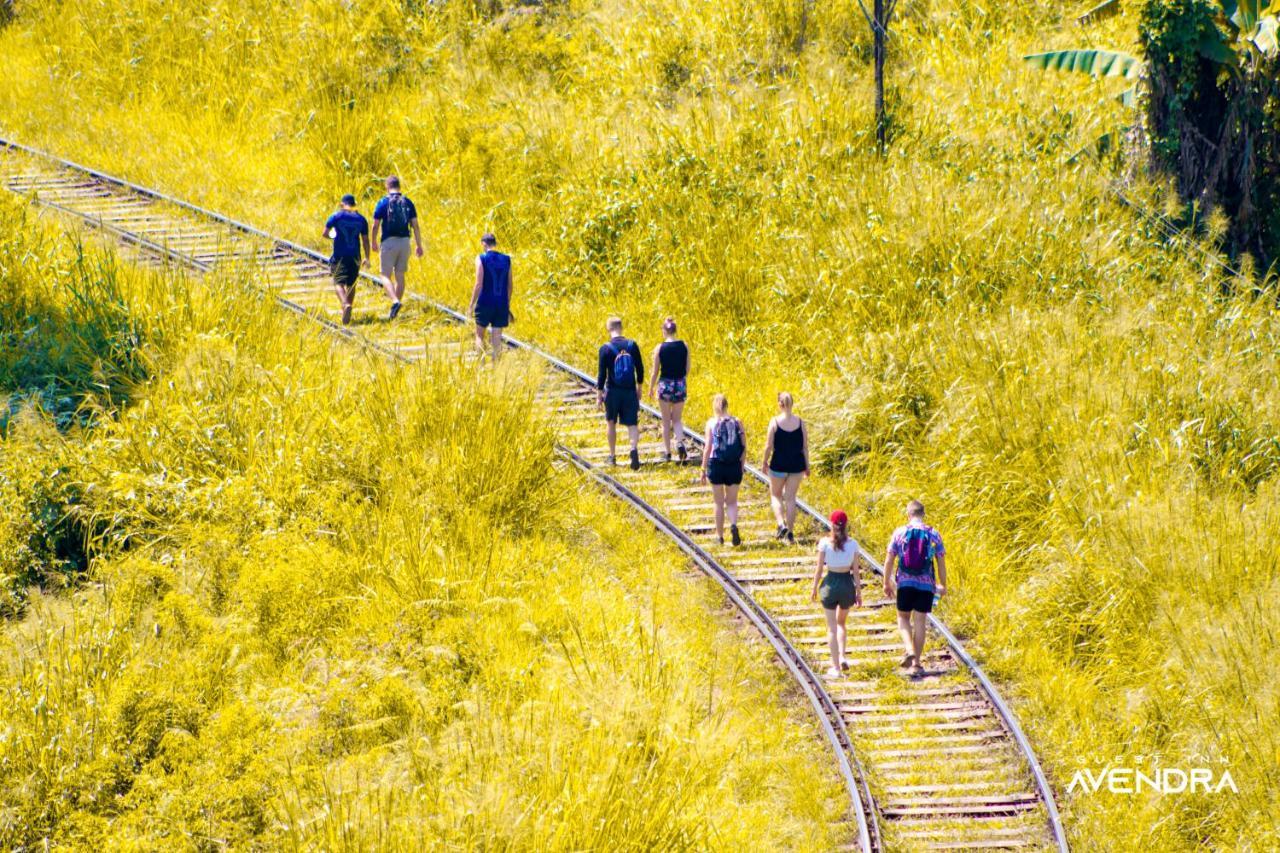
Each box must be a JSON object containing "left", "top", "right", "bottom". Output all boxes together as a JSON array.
[
  {"left": 794, "top": 0, "right": 813, "bottom": 53},
  {"left": 874, "top": 0, "right": 886, "bottom": 150}
]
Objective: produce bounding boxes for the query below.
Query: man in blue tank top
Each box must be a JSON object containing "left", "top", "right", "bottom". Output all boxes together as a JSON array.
[{"left": 468, "top": 233, "right": 513, "bottom": 363}]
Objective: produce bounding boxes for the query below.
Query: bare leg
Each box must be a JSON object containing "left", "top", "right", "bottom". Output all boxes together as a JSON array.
[
  {"left": 725, "top": 484, "right": 740, "bottom": 526},
  {"left": 823, "top": 607, "right": 841, "bottom": 676},
  {"left": 627, "top": 423, "right": 640, "bottom": 453},
  {"left": 490, "top": 328, "right": 503, "bottom": 362},
  {"left": 393, "top": 269, "right": 407, "bottom": 302},
  {"left": 333, "top": 284, "right": 353, "bottom": 326},
  {"left": 911, "top": 612, "right": 928, "bottom": 674},
  {"left": 671, "top": 401, "right": 686, "bottom": 450},
  {"left": 837, "top": 606, "right": 851, "bottom": 668},
  {"left": 783, "top": 473, "right": 804, "bottom": 531},
  {"left": 769, "top": 474, "right": 786, "bottom": 527},
  {"left": 659, "top": 400, "right": 673, "bottom": 455},
  {"left": 380, "top": 263, "right": 398, "bottom": 303},
  {"left": 897, "top": 610, "right": 915, "bottom": 667},
  {"left": 474, "top": 324, "right": 487, "bottom": 356},
  {"left": 712, "top": 484, "right": 726, "bottom": 541},
  {"left": 606, "top": 420, "right": 618, "bottom": 459}
]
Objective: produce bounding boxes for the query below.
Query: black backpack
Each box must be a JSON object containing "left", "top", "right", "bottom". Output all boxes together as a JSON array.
[
  {"left": 383, "top": 195, "right": 411, "bottom": 235},
  {"left": 709, "top": 417, "right": 744, "bottom": 464}
]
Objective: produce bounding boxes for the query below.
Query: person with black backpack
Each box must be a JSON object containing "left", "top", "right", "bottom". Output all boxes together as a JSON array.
[
  {"left": 700, "top": 394, "right": 748, "bottom": 546},
  {"left": 595, "top": 317, "right": 645, "bottom": 470},
  {"left": 881, "top": 499, "right": 948, "bottom": 678},
  {"left": 370, "top": 175, "right": 424, "bottom": 321}
]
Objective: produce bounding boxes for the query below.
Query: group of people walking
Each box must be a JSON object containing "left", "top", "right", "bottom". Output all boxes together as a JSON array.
[
  {"left": 321, "top": 177, "right": 512, "bottom": 366},
  {"left": 322, "top": 176, "right": 427, "bottom": 325},
  {"left": 810, "top": 501, "right": 947, "bottom": 679},
  {"left": 323, "top": 184, "right": 949, "bottom": 682},
  {"left": 592, "top": 316, "right": 812, "bottom": 549}
]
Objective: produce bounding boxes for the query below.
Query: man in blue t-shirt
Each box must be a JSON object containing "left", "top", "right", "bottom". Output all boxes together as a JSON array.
[
  {"left": 322, "top": 194, "right": 370, "bottom": 326},
  {"left": 468, "top": 232, "right": 513, "bottom": 363},
  {"left": 371, "top": 175, "right": 424, "bottom": 321}
]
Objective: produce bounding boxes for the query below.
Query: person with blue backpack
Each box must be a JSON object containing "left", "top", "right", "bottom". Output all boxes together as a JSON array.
[
  {"left": 371, "top": 175, "right": 424, "bottom": 321},
  {"left": 700, "top": 394, "right": 748, "bottom": 546},
  {"left": 468, "top": 232, "right": 512, "bottom": 362},
  {"left": 882, "top": 499, "right": 948, "bottom": 678},
  {"left": 322, "top": 193, "right": 369, "bottom": 327},
  {"left": 595, "top": 317, "right": 645, "bottom": 470}
]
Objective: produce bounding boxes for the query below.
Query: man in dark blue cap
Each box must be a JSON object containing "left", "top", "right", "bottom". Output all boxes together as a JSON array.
[{"left": 323, "top": 193, "right": 370, "bottom": 326}]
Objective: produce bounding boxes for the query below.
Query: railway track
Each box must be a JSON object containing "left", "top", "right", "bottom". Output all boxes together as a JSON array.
[{"left": 0, "top": 136, "right": 1068, "bottom": 852}]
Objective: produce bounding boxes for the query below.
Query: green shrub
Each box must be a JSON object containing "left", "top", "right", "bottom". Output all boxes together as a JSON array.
[{"left": 0, "top": 442, "right": 90, "bottom": 615}]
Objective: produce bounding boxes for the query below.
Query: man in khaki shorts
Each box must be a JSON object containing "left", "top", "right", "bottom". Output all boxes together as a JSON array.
[{"left": 371, "top": 175, "right": 424, "bottom": 320}]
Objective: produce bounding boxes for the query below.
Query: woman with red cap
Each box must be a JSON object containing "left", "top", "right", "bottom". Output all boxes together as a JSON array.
[{"left": 810, "top": 509, "right": 862, "bottom": 677}]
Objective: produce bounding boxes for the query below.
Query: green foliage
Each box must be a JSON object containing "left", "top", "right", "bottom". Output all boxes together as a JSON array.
[
  {"left": 0, "top": 213, "right": 843, "bottom": 849},
  {"left": 0, "top": 0, "right": 1278, "bottom": 846},
  {"left": 0, "top": 203, "right": 154, "bottom": 430},
  {"left": 1027, "top": 0, "right": 1280, "bottom": 258},
  {"left": 0, "top": 443, "right": 90, "bottom": 616},
  {"left": 1139, "top": 0, "right": 1280, "bottom": 258},
  {"left": 1023, "top": 47, "right": 1144, "bottom": 77},
  {"left": 1140, "top": 0, "right": 1225, "bottom": 156}
]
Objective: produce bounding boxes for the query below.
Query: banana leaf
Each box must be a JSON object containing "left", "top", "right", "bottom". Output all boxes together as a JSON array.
[{"left": 1023, "top": 49, "right": 1143, "bottom": 79}]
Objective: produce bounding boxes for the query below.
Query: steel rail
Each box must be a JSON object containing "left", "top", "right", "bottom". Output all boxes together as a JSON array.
[
  {"left": 0, "top": 134, "right": 879, "bottom": 853},
  {"left": 26, "top": 193, "right": 416, "bottom": 364},
  {"left": 558, "top": 445, "right": 878, "bottom": 851},
  {"left": 666, "top": 423, "right": 1072, "bottom": 852},
  {"left": 785, "top": 492, "right": 1068, "bottom": 853}
]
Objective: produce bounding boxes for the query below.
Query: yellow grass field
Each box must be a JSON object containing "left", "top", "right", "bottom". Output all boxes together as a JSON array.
[
  {"left": 0, "top": 199, "right": 847, "bottom": 848},
  {"left": 1, "top": 0, "right": 1278, "bottom": 848}
]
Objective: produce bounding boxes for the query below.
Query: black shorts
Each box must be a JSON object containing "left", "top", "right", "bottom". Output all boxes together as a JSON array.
[
  {"left": 475, "top": 304, "right": 509, "bottom": 329},
  {"left": 604, "top": 387, "right": 639, "bottom": 426},
  {"left": 896, "top": 586, "right": 935, "bottom": 613},
  {"left": 331, "top": 256, "right": 360, "bottom": 288},
  {"left": 707, "top": 460, "right": 743, "bottom": 486}
]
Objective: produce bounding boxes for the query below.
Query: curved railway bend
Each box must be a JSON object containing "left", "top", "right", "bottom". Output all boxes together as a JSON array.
[{"left": 0, "top": 137, "right": 1068, "bottom": 853}]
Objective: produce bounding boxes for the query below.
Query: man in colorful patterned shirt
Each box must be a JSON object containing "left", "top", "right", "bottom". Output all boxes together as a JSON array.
[{"left": 882, "top": 499, "right": 948, "bottom": 678}]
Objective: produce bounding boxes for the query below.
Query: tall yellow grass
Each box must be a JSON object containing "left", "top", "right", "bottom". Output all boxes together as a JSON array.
[
  {"left": 0, "top": 0, "right": 1277, "bottom": 846},
  {"left": 0, "top": 197, "right": 843, "bottom": 848}
]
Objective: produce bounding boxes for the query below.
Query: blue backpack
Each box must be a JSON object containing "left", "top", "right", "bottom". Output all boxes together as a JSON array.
[
  {"left": 898, "top": 527, "right": 935, "bottom": 578},
  {"left": 610, "top": 340, "right": 636, "bottom": 387}
]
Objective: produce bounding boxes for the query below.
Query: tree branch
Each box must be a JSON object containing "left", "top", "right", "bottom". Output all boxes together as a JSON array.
[{"left": 854, "top": 0, "right": 875, "bottom": 30}]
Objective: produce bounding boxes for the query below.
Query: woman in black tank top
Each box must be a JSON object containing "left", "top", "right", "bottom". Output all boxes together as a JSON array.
[
  {"left": 760, "top": 391, "right": 810, "bottom": 543},
  {"left": 647, "top": 317, "right": 690, "bottom": 463},
  {"left": 658, "top": 340, "right": 688, "bottom": 380}
]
